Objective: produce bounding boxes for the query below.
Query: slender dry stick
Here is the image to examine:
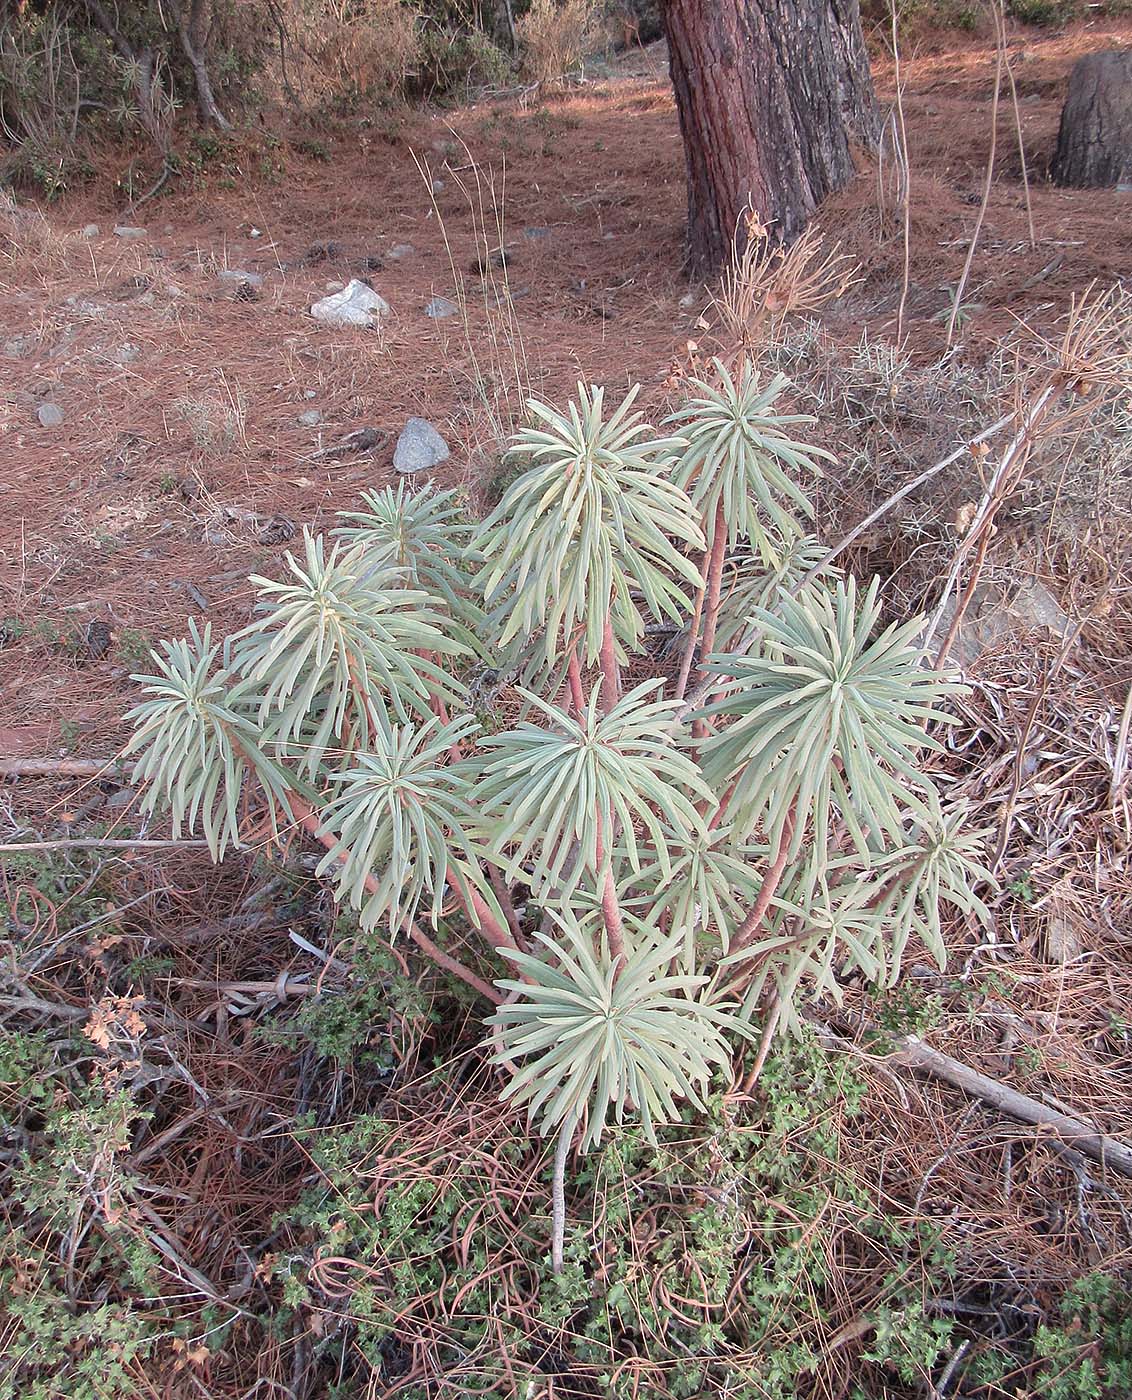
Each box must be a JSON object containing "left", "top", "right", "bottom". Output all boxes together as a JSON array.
[
  {"left": 0, "top": 837, "right": 208, "bottom": 853},
  {"left": 890, "top": 0, "right": 912, "bottom": 346},
  {"left": 947, "top": 11, "right": 1003, "bottom": 346},
  {"left": 1000, "top": 2, "right": 1035, "bottom": 250},
  {"left": 922, "top": 382, "right": 1058, "bottom": 655}
]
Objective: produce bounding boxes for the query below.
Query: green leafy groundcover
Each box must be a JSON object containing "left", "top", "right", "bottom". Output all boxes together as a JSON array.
[{"left": 276, "top": 1033, "right": 1132, "bottom": 1400}]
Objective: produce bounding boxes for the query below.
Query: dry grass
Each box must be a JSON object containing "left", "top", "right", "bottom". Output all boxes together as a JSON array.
[{"left": 517, "top": 0, "right": 597, "bottom": 87}]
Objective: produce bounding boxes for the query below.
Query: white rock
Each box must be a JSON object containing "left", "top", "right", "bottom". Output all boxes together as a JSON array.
[
  {"left": 298, "top": 409, "right": 323, "bottom": 427},
  {"left": 394, "top": 418, "right": 449, "bottom": 474},
  {"left": 425, "top": 295, "right": 459, "bottom": 319},
  {"left": 113, "top": 225, "right": 147, "bottom": 240},
  {"left": 81, "top": 223, "right": 100, "bottom": 239},
  {"left": 309, "top": 279, "right": 390, "bottom": 329},
  {"left": 37, "top": 403, "right": 64, "bottom": 428},
  {"left": 387, "top": 243, "right": 415, "bottom": 261}
]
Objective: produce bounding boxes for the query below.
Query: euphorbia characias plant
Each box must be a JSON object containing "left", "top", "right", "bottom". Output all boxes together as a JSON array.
[{"left": 124, "top": 360, "right": 991, "bottom": 1264}]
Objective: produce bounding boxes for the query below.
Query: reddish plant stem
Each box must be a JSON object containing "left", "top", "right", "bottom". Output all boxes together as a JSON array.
[
  {"left": 287, "top": 794, "right": 503, "bottom": 1003},
  {"left": 408, "top": 922, "right": 501, "bottom": 1005},
  {"left": 489, "top": 865, "right": 527, "bottom": 950},
  {"left": 599, "top": 617, "right": 620, "bottom": 714},
  {"left": 692, "top": 501, "right": 728, "bottom": 742},
  {"left": 594, "top": 809, "right": 626, "bottom": 971},
  {"left": 566, "top": 648, "right": 586, "bottom": 718},
  {"left": 447, "top": 867, "right": 519, "bottom": 954},
  {"left": 675, "top": 577, "right": 707, "bottom": 704},
  {"left": 730, "top": 807, "right": 797, "bottom": 953}
]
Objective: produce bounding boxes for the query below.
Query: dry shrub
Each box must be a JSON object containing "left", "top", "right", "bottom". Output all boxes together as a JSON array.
[
  {"left": 278, "top": 0, "right": 420, "bottom": 105},
  {"left": 516, "top": 0, "right": 595, "bottom": 87},
  {"left": 712, "top": 208, "right": 861, "bottom": 359}
]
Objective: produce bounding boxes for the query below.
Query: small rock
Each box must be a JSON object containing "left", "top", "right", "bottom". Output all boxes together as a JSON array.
[
  {"left": 394, "top": 417, "right": 449, "bottom": 475},
  {"left": 81, "top": 223, "right": 100, "bottom": 239},
  {"left": 37, "top": 403, "right": 64, "bottom": 429},
  {"left": 523, "top": 226, "right": 551, "bottom": 241},
  {"left": 309, "top": 279, "right": 390, "bottom": 328},
  {"left": 218, "top": 269, "right": 264, "bottom": 288},
  {"left": 4, "top": 334, "right": 37, "bottom": 358},
  {"left": 303, "top": 389, "right": 317, "bottom": 399},
  {"left": 324, "top": 280, "right": 346, "bottom": 293},
  {"left": 135, "top": 291, "right": 155, "bottom": 308},
  {"left": 431, "top": 178, "right": 445, "bottom": 195},
  {"left": 113, "top": 225, "right": 147, "bottom": 240},
  {"left": 387, "top": 243, "right": 415, "bottom": 261},
  {"left": 109, "top": 342, "right": 141, "bottom": 366},
  {"left": 679, "top": 292, "right": 696, "bottom": 309},
  {"left": 298, "top": 409, "right": 323, "bottom": 427},
  {"left": 425, "top": 295, "right": 459, "bottom": 319},
  {"left": 249, "top": 226, "right": 263, "bottom": 239}
]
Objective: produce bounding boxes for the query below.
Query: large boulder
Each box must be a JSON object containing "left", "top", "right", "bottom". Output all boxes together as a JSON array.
[{"left": 1051, "top": 49, "right": 1132, "bottom": 189}]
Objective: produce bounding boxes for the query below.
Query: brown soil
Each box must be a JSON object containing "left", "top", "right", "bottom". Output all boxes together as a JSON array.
[{"left": 0, "top": 17, "right": 1129, "bottom": 773}]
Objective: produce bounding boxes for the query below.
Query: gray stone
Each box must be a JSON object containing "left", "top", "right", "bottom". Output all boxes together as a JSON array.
[
  {"left": 309, "top": 278, "right": 390, "bottom": 328},
  {"left": 218, "top": 269, "right": 264, "bottom": 288},
  {"left": 425, "top": 295, "right": 459, "bottom": 319},
  {"left": 81, "top": 223, "right": 100, "bottom": 239},
  {"left": 4, "top": 334, "right": 37, "bottom": 358},
  {"left": 109, "top": 342, "right": 141, "bottom": 366},
  {"left": 523, "top": 226, "right": 551, "bottom": 240},
  {"left": 113, "top": 225, "right": 147, "bottom": 240},
  {"left": 303, "top": 389, "right": 317, "bottom": 399},
  {"left": 431, "top": 179, "right": 445, "bottom": 195},
  {"left": 937, "top": 576, "right": 1073, "bottom": 667},
  {"left": 298, "top": 409, "right": 323, "bottom": 427},
  {"left": 387, "top": 243, "right": 415, "bottom": 261},
  {"left": 394, "top": 417, "right": 449, "bottom": 475},
  {"left": 37, "top": 403, "right": 64, "bottom": 429}
]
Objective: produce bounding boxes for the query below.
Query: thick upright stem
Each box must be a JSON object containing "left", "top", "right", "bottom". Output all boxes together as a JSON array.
[
  {"left": 599, "top": 618, "right": 620, "bottom": 714},
  {"left": 692, "top": 502, "right": 728, "bottom": 742},
  {"left": 550, "top": 1117, "right": 572, "bottom": 1274},
  {"left": 566, "top": 648, "right": 586, "bottom": 718}
]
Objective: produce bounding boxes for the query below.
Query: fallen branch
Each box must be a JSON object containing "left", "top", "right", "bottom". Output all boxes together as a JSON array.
[
  {"left": 890, "top": 1033, "right": 1132, "bottom": 1178},
  {"left": 0, "top": 837, "right": 208, "bottom": 853},
  {"left": 0, "top": 758, "right": 122, "bottom": 779}
]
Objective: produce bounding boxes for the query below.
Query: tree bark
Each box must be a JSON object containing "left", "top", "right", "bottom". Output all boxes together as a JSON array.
[
  {"left": 1051, "top": 49, "right": 1132, "bottom": 189},
  {"left": 662, "top": 0, "right": 878, "bottom": 277}
]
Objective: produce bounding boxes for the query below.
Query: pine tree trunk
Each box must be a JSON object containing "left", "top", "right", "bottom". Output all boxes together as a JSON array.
[
  {"left": 1051, "top": 50, "right": 1132, "bottom": 189},
  {"left": 662, "top": 0, "right": 878, "bottom": 277}
]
